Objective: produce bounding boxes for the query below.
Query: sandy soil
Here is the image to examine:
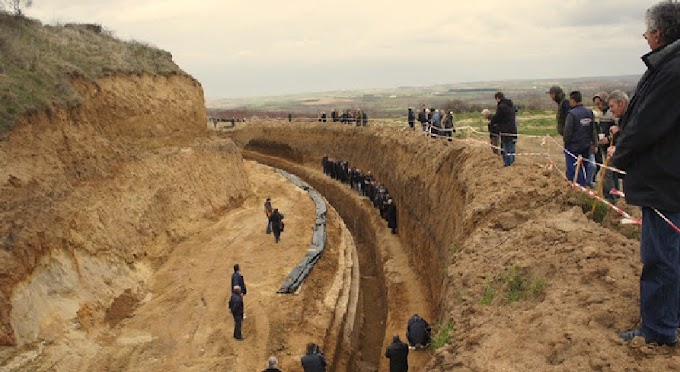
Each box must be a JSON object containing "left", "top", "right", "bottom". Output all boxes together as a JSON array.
[
  {"left": 230, "top": 121, "right": 680, "bottom": 371},
  {"left": 1, "top": 161, "right": 352, "bottom": 372}
]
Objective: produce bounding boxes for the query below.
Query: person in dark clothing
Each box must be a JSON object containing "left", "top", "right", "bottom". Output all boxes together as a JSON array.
[
  {"left": 406, "top": 314, "right": 431, "bottom": 348},
  {"left": 563, "top": 91, "right": 597, "bottom": 187},
  {"left": 262, "top": 356, "right": 282, "bottom": 372},
  {"left": 547, "top": 85, "right": 571, "bottom": 136},
  {"left": 264, "top": 198, "right": 273, "bottom": 234},
  {"left": 288, "top": 113, "right": 292, "bottom": 122},
  {"left": 489, "top": 92, "right": 517, "bottom": 166},
  {"left": 385, "top": 334, "right": 409, "bottom": 372},
  {"left": 361, "top": 110, "right": 368, "bottom": 126},
  {"left": 301, "top": 342, "right": 327, "bottom": 372},
  {"left": 231, "top": 264, "right": 247, "bottom": 296},
  {"left": 331, "top": 109, "right": 338, "bottom": 122},
  {"left": 384, "top": 199, "right": 397, "bottom": 234},
  {"left": 482, "top": 109, "right": 500, "bottom": 155},
  {"left": 270, "top": 209, "right": 284, "bottom": 243},
  {"left": 228, "top": 286, "right": 245, "bottom": 340},
  {"left": 321, "top": 111, "right": 327, "bottom": 122},
  {"left": 407, "top": 108, "right": 415, "bottom": 129},
  {"left": 613, "top": 1, "right": 680, "bottom": 347}
]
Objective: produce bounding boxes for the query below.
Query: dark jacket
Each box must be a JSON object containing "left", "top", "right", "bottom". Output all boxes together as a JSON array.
[
  {"left": 231, "top": 272, "right": 246, "bottom": 295},
  {"left": 262, "top": 369, "right": 281, "bottom": 372},
  {"left": 550, "top": 87, "right": 570, "bottom": 135},
  {"left": 490, "top": 98, "right": 517, "bottom": 139},
  {"left": 611, "top": 38, "right": 680, "bottom": 212},
  {"left": 271, "top": 211, "right": 284, "bottom": 233},
  {"left": 385, "top": 340, "right": 409, "bottom": 372},
  {"left": 301, "top": 352, "right": 327, "bottom": 372},
  {"left": 407, "top": 315, "right": 431, "bottom": 346},
  {"left": 228, "top": 292, "right": 244, "bottom": 317},
  {"left": 408, "top": 109, "right": 415, "bottom": 122},
  {"left": 563, "top": 104, "right": 596, "bottom": 152}
]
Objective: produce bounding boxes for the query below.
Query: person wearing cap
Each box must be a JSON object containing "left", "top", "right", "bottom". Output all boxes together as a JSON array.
[
  {"left": 264, "top": 197, "right": 273, "bottom": 234},
  {"left": 262, "top": 356, "right": 282, "bottom": 372},
  {"left": 547, "top": 86, "right": 571, "bottom": 136},
  {"left": 612, "top": 1, "right": 680, "bottom": 347}
]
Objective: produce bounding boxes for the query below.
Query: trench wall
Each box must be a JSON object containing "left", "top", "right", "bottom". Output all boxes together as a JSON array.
[
  {"left": 0, "top": 73, "right": 249, "bottom": 345},
  {"left": 231, "top": 123, "right": 473, "bottom": 317}
]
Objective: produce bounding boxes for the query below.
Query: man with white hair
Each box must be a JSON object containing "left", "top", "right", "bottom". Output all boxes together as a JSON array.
[
  {"left": 613, "top": 0, "right": 680, "bottom": 347},
  {"left": 262, "top": 356, "right": 282, "bottom": 372}
]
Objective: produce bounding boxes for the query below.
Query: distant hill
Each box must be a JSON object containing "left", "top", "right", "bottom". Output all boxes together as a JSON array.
[
  {"left": 207, "top": 75, "right": 640, "bottom": 118},
  {"left": 0, "top": 11, "right": 183, "bottom": 134}
]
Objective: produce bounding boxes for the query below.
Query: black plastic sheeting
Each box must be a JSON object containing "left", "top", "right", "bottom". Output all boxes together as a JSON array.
[{"left": 276, "top": 169, "right": 328, "bottom": 294}]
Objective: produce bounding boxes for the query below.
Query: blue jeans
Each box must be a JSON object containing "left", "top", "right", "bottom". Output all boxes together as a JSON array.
[
  {"left": 639, "top": 207, "right": 680, "bottom": 345},
  {"left": 501, "top": 138, "right": 515, "bottom": 167},
  {"left": 586, "top": 154, "right": 597, "bottom": 186},
  {"left": 564, "top": 146, "right": 590, "bottom": 187},
  {"left": 266, "top": 218, "right": 272, "bottom": 234}
]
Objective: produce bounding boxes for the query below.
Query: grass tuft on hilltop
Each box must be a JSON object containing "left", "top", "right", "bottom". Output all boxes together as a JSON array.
[{"left": 0, "top": 11, "right": 183, "bottom": 135}]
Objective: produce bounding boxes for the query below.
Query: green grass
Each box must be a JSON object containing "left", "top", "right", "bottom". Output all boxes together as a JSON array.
[
  {"left": 480, "top": 279, "right": 496, "bottom": 305},
  {"left": 0, "top": 12, "right": 182, "bottom": 134},
  {"left": 580, "top": 196, "right": 610, "bottom": 223},
  {"left": 503, "top": 266, "right": 525, "bottom": 303},
  {"left": 430, "top": 319, "right": 454, "bottom": 349},
  {"left": 481, "top": 266, "right": 547, "bottom": 305},
  {"left": 449, "top": 243, "right": 459, "bottom": 254}
]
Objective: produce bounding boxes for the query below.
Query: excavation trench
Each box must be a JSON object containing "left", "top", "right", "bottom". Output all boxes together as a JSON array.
[{"left": 243, "top": 150, "right": 432, "bottom": 371}]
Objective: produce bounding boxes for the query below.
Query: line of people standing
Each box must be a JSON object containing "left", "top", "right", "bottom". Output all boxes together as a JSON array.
[
  {"left": 322, "top": 156, "right": 398, "bottom": 234},
  {"left": 321, "top": 109, "right": 368, "bottom": 126}
]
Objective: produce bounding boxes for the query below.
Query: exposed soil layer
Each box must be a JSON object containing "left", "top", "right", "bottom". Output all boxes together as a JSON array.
[
  {"left": 230, "top": 122, "right": 680, "bottom": 371},
  {"left": 1, "top": 160, "right": 358, "bottom": 372},
  {"left": 0, "top": 73, "right": 242, "bottom": 346}
]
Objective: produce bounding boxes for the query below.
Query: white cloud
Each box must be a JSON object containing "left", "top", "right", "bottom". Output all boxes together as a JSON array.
[{"left": 28, "top": 0, "right": 660, "bottom": 97}]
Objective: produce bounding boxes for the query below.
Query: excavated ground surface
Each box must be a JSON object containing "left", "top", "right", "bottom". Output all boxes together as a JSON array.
[
  {"left": 230, "top": 121, "right": 680, "bottom": 371},
  {"left": 1, "top": 161, "right": 352, "bottom": 371},
  {"left": 3, "top": 67, "right": 678, "bottom": 371}
]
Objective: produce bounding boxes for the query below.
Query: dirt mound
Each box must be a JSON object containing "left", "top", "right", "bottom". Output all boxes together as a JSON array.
[
  {"left": 0, "top": 73, "right": 244, "bottom": 346},
  {"left": 230, "top": 122, "right": 677, "bottom": 371}
]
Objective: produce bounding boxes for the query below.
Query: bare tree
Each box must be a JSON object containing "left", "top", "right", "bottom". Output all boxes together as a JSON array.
[{"left": 2, "top": 0, "right": 33, "bottom": 16}]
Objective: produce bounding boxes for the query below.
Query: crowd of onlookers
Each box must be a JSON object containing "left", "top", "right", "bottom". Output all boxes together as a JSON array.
[
  {"left": 322, "top": 155, "right": 398, "bottom": 234},
  {"left": 314, "top": 109, "right": 368, "bottom": 126},
  {"left": 407, "top": 105, "right": 456, "bottom": 139}
]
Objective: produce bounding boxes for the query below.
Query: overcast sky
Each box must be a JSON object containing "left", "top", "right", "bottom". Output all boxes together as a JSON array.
[{"left": 28, "top": 0, "right": 658, "bottom": 98}]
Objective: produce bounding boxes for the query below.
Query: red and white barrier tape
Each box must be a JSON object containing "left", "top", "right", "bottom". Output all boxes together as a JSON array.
[
  {"left": 547, "top": 136, "right": 627, "bottom": 176},
  {"left": 609, "top": 189, "right": 680, "bottom": 233}
]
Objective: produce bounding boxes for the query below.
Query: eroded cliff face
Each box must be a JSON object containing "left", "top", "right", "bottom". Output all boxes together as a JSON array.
[{"left": 0, "top": 73, "right": 249, "bottom": 345}]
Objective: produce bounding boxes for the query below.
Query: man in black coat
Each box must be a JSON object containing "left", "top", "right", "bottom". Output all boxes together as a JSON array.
[
  {"left": 489, "top": 92, "right": 517, "bottom": 166},
  {"left": 231, "top": 264, "right": 247, "bottom": 296},
  {"left": 613, "top": 1, "right": 680, "bottom": 347},
  {"left": 270, "top": 209, "right": 284, "bottom": 243},
  {"left": 385, "top": 334, "right": 409, "bottom": 372},
  {"left": 228, "top": 286, "right": 245, "bottom": 340},
  {"left": 406, "top": 314, "right": 431, "bottom": 348},
  {"left": 301, "top": 342, "right": 327, "bottom": 372}
]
